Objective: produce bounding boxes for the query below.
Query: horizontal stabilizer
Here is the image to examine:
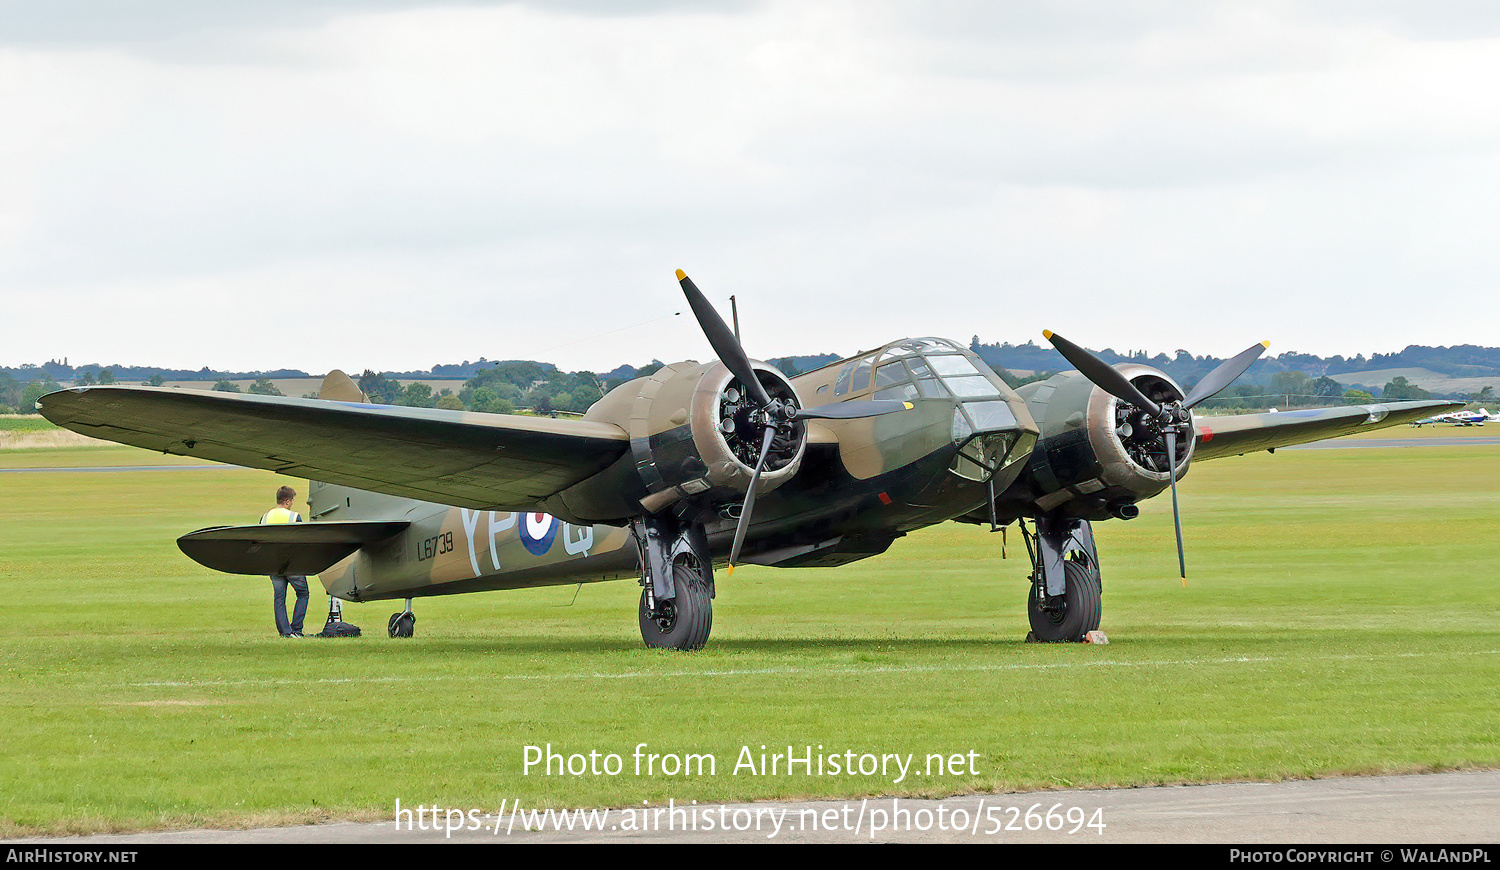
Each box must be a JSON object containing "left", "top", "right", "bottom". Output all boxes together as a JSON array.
[{"left": 177, "top": 520, "right": 409, "bottom": 576}]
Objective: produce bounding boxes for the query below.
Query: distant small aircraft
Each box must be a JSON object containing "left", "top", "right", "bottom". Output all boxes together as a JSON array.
[
  {"left": 1412, "top": 409, "right": 1494, "bottom": 426},
  {"left": 37, "top": 271, "right": 1463, "bottom": 649}
]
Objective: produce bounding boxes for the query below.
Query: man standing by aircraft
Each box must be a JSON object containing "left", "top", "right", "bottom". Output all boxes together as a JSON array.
[{"left": 261, "top": 486, "right": 308, "bottom": 637}]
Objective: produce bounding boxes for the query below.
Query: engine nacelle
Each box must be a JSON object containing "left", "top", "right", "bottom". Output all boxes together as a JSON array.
[
  {"left": 583, "top": 360, "right": 807, "bottom": 516},
  {"left": 1006, "top": 364, "right": 1194, "bottom": 521}
]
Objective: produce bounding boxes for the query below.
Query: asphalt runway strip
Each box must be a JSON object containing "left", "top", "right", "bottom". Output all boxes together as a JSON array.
[{"left": 11, "top": 769, "right": 1497, "bottom": 844}]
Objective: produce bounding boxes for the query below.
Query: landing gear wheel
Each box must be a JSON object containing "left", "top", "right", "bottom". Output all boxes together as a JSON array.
[
  {"left": 1027, "top": 560, "right": 1101, "bottom": 642},
  {"left": 388, "top": 610, "right": 416, "bottom": 638},
  {"left": 639, "top": 559, "right": 713, "bottom": 651}
]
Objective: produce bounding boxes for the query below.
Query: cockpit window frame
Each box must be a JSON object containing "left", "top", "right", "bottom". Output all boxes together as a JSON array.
[{"left": 833, "top": 353, "right": 879, "bottom": 397}]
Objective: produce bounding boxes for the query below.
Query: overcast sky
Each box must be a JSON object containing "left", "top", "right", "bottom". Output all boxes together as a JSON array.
[{"left": 4, "top": 1, "right": 1499, "bottom": 374}]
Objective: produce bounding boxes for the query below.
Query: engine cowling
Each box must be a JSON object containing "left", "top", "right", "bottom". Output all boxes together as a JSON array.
[
  {"left": 1007, "top": 364, "right": 1194, "bottom": 521},
  {"left": 582, "top": 360, "right": 807, "bottom": 517}
]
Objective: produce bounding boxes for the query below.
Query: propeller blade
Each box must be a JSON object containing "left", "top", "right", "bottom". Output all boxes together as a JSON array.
[
  {"left": 793, "top": 399, "right": 914, "bottom": 421},
  {"left": 677, "top": 270, "right": 772, "bottom": 409},
  {"left": 1165, "top": 428, "right": 1186, "bottom": 582},
  {"left": 1181, "top": 341, "right": 1270, "bottom": 410},
  {"left": 1043, "top": 330, "right": 1162, "bottom": 416},
  {"left": 727, "top": 423, "right": 779, "bottom": 575}
]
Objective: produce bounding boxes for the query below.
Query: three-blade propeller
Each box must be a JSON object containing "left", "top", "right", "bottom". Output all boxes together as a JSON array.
[
  {"left": 1043, "top": 331, "right": 1269, "bottom": 580},
  {"left": 676, "top": 270, "right": 912, "bottom": 573}
]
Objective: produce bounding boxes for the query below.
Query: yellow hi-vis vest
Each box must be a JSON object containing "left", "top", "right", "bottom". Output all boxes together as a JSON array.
[{"left": 260, "top": 507, "right": 302, "bottom": 524}]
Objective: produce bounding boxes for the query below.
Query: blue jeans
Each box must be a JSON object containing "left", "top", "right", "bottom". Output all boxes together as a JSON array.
[{"left": 271, "top": 575, "right": 309, "bottom": 636}]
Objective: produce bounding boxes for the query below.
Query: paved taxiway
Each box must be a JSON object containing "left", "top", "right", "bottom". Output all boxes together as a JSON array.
[{"left": 15, "top": 770, "right": 1498, "bottom": 844}]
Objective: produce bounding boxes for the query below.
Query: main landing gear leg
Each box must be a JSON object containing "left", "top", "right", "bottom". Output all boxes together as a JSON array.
[
  {"left": 388, "top": 598, "right": 416, "bottom": 638},
  {"left": 1020, "top": 515, "right": 1102, "bottom": 642},
  {"left": 633, "top": 517, "right": 714, "bottom": 651}
]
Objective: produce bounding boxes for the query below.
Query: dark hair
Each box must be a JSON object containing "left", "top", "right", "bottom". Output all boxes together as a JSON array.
[{"left": 276, "top": 486, "right": 296, "bottom": 504}]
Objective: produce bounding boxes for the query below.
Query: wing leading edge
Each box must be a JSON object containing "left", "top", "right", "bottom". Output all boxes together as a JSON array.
[
  {"left": 1193, "top": 399, "right": 1465, "bottom": 461},
  {"left": 37, "top": 386, "right": 629, "bottom": 511}
]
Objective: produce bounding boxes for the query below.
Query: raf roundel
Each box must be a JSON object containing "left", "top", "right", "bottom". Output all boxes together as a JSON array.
[{"left": 519, "top": 512, "right": 560, "bottom": 556}]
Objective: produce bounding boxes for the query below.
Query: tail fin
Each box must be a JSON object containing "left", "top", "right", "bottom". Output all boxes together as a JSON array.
[
  {"left": 309, "top": 370, "right": 368, "bottom": 523},
  {"left": 319, "top": 369, "right": 367, "bottom": 403}
]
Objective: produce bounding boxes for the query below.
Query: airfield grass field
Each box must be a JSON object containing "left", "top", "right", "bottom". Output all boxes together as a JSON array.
[{"left": 0, "top": 435, "right": 1497, "bottom": 836}]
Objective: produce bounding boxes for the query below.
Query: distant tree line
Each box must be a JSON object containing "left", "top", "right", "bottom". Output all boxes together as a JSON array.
[
  {"left": 968, "top": 339, "right": 1500, "bottom": 393},
  {"left": 210, "top": 377, "right": 284, "bottom": 395},
  {"left": 352, "top": 361, "right": 619, "bottom": 416},
  {"left": 4, "top": 342, "right": 1494, "bottom": 417},
  {"left": 0, "top": 359, "right": 312, "bottom": 384},
  {"left": 1331, "top": 344, "right": 1500, "bottom": 378},
  {"left": 0, "top": 372, "right": 61, "bottom": 414},
  {"left": 11, "top": 341, "right": 1499, "bottom": 395}
]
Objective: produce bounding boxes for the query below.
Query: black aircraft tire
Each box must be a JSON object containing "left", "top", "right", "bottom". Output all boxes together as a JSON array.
[
  {"left": 1027, "top": 560, "right": 1101, "bottom": 642},
  {"left": 639, "top": 561, "right": 713, "bottom": 651}
]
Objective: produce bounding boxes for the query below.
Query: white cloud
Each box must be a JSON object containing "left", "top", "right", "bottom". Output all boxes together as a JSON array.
[{"left": 4, "top": 1, "right": 1500, "bottom": 372}]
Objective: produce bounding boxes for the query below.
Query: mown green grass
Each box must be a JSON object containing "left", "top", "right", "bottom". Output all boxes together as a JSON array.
[
  {"left": 0, "top": 442, "right": 1496, "bottom": 836},
  {"left": 0, "top": 416, "right": 59, "bottom": 432},
  {"left": 0, "top": 446, "right": 215, "bottom": 468}
]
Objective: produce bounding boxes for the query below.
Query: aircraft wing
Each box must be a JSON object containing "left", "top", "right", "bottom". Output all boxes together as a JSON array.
[
  {"left": 37, "top": 386, "right": 629, "bottom": 511},
  {"left": 1193, "top": 400, "right": 1465, "bottom": 461}
]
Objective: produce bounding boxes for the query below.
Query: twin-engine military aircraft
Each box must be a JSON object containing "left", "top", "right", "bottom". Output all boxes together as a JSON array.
[{"left": 39, "top": 272, "right": 1461, "bottom": 649}]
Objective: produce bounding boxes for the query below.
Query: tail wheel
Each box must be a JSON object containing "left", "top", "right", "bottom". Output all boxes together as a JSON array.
[
  {"left": 388, "top": 610, "right": 416, "bottom": 638},
  {"left": 1027, "top": 560, "right": 1101, "bottom": 642},
  {"left": 639, "top": 558, "right": 713, "bottom": 651}
]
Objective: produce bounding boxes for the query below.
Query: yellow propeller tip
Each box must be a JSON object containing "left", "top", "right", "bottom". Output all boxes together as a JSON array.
[
  {"left": 1042, "top": 329, "right": 1054, "bottom": 340},
  {"left": 903, "top": 402, "right": 914, "bottom": 410},
  {"left": 727, "top": 564, "right": 736, "bottom": 576},
  {"left": 675, "top": 269, "right": 687, "bottom": 281},
  {"left": 1261, "top": 340, "right": 1271, "bottom": 349}
]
